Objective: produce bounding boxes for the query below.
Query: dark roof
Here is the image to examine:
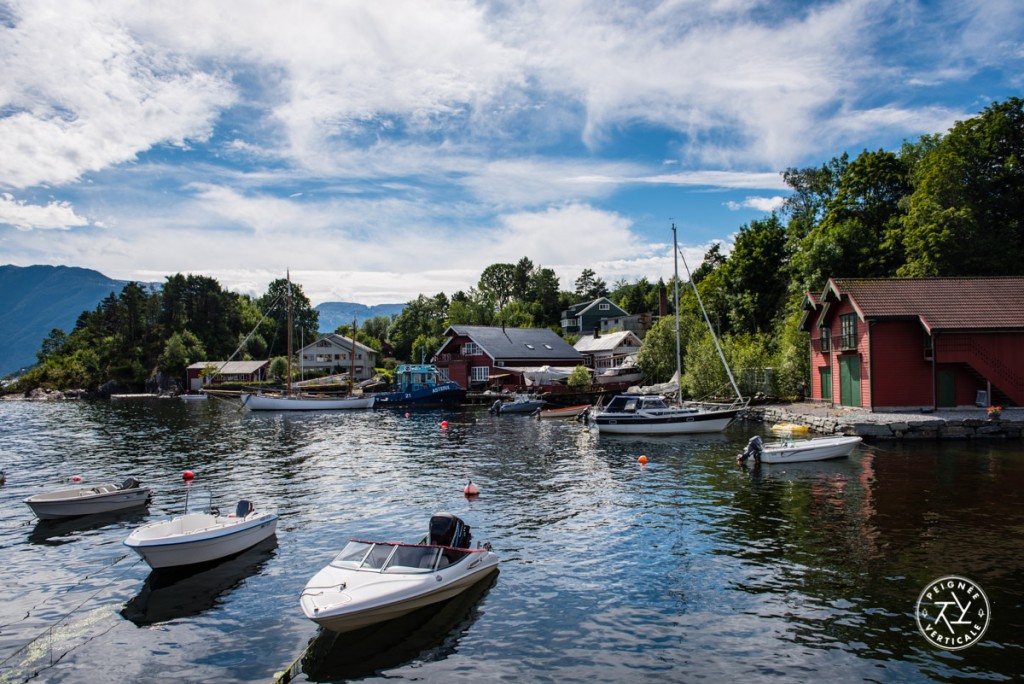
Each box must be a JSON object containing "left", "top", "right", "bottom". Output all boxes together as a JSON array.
[
  {"left": 568, "top": 297, "right": 629, "bottom": 318},
  {"left": 444, "top": 325, "right": 584, "bottom": 362},
  {"left": 824, "top": 277, "right": 1024, "bottom": 331}
]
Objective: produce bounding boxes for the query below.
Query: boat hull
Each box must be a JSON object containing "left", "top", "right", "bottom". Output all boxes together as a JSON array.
[
  {"left": 240, "top": 394, "right": 374, "bottom": 411},
  {"left": 371, "top": 385, "right": 465, "bottom": 409},
  {"left": 757, "top": 436, "right": 863, "bottom": 464},
  {"left": 301, "top": 555, "right": 499, "bottom": 633},
  {"left": 537, "top": 405, "right": 590, "bottom": 419},
  {"left": 25, "top": 485, "right": 151, "bottom": 520},
  {"left": 124, "top": 512, "right": 278, "bottom": 569},
  {"left": 594, "top": 409, "right": 739, "bottom": 434}
]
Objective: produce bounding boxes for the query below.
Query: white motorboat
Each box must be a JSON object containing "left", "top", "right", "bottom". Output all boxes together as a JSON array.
[
  {"left": 240, "top": 392, "right": 374, "bottom": 411},
  {"left": 124, "top": 492, "right": 278, "bottom": 569},
  {"left": 737, "top": 434, "right": 863, "bottom": 464},
  {"left": 24, "top": 477, "right": 150, "bottom": 520},
  {"left": 591, "top": 394, "right": 742, "bottom": 434},
  {"left": 490, "top": 395, "right": 546, "bottom": 414},
  {"left": 300, "top": 513, "right": 499, "bottom": 633}
]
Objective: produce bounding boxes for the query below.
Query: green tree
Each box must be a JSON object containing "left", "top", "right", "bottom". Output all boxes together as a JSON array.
[
  {"left": 37, "top": 328, "right": 68, "bottom": 363},
  {"left": 574, "top": 268, "right": 608, "bottom": 300},
  {"left": 478, "top": 263, "right": 516, "bottom": 311},
  {"left": 901, "top": 97, "right": 1024, "bottom": 277},
  {"left": 567, "top": 365, "right": 592, "bottom": 388},
  {"left": 158, "top": 330, "right": 207, "bottom": 381},
  {"left": 718, "top": 215, "right": 790, "bottom": 334}
]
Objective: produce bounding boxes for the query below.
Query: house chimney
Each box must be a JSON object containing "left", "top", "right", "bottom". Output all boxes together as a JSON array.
[
  {"left": 659, "top": 285, "right": 668, "bottom": 316},
  {"left": 593, "top": 324, "right": 600, "bottom": 339}
]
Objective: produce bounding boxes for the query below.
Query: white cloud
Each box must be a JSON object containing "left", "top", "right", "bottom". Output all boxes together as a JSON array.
[
  {"left": 0, "top": 193, "right": 91, "bottom": 230},
  {"left": 725, "top": 196, "right": 787, "bottom": 212}
]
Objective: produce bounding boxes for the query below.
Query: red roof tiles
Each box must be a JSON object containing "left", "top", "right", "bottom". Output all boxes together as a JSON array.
[{"left": 824, "top": 277, "right": 1024, "bottom": 331}]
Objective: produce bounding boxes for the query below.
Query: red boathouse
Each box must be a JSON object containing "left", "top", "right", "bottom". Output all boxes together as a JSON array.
[{"left": 800, "top": 277, "right": 1024, "bottom": 410}]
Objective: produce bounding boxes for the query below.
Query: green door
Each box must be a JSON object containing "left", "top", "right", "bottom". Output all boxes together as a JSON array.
[
  {"left": 839, "top": 356, "right": 861, "bottom": 407},
  {"left": 937, "top": 369, "right": 956, "bottom": 407},
  {"left": 819, "top": 367, "right": 832, "bottom": 402}
]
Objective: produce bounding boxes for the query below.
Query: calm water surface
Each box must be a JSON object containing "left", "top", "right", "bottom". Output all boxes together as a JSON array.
[{"left": 0, "top": 399, "right": 1021, "bottom": 683}]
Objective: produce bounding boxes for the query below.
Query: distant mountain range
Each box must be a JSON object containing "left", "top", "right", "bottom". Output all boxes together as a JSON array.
[
  {"left": 0, "top": 265, "right": 405, "bottom": 378},
  {"left": 0, "top": 265, "right": 129, "bottom": 378},
  {"left": 315, "top": 301, "right": 405, "bottom": 332}
]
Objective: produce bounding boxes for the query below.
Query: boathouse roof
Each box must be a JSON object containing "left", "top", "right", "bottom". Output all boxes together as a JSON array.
[
  {"left": 443, "top": 325, "right": 583, "bottom": 362},
  {"left": 815, "top": 277, "right": 1024, "bottom": 332}
]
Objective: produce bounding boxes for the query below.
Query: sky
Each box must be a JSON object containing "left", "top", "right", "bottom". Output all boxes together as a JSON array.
[{"left": 1, "top": 1, "right": 1021, "bottom": 306}]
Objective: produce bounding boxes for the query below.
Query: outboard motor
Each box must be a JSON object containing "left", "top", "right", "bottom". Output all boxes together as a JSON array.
[
  {"left": 428, "top": 512, "right": 473, "bottom": 548},
  {"left": 120, "top": 476, "right": 141, "bottom": 490},
  {"left": 489, "top": 400, "right": 502, "bottom": 414},
  {"left": 737, "top": 435, "right": 764, "bottom": 464}
]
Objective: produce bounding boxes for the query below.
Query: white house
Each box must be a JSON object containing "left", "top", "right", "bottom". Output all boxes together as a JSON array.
[
  {"left": 573, "top": 330, "right": 642, "bottom": 371},
  {"left": 298, "top": 334, "right": 378, "bottom": 381}
]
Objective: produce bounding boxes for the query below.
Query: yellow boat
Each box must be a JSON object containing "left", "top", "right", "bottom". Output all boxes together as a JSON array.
[{"left": 770, "top": 422, "right": 809, "bottom": 434}]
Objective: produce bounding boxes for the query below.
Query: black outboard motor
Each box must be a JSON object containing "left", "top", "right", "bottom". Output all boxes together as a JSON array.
[
  {"left": 428, "top": 512, "right": 473, "bottom": 548},
  {"left": 120, "top": 476, "right": 141, "bottom": 490},
  {"left": 737, "top": 435, "right": 764, "bottom": 464}
]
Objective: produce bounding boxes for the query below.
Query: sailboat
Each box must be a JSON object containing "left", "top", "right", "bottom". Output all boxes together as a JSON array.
[
  {"left": 240, "top": 275, "right": 374, "bottom": 411},
  {"left": 591, "top": 225, "right": 748, "bottom": 434}
]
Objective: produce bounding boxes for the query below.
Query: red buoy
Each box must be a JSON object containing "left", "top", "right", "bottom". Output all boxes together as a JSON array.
[
  {"left": 464, "top": 480, "right": 480, "bottom": 497},
  {"left": 182, "top": 470, "right": 195, "bottom": 481},
  {"left": 440, "top": 420, "right": 449, "bottom": 429},
  {"left": 70, "top": 475, "right": 83, "bottom": 483},
  {"left": 405, "top": 412, "right": 411, "bottom": 418}
]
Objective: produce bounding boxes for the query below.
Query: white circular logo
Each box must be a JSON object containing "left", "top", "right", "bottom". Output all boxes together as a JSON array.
[{"left": 916, "top": 575, "right": 991, "bottom": 650}]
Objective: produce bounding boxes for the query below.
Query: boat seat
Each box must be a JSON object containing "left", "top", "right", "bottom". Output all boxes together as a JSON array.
[{"left": 235, "top": 500, "right": 254, "bottom": 518}]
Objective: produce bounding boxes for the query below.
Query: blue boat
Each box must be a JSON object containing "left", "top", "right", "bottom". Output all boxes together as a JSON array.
[{"left": 372, "top": 364, "right": 465, "bottom": 408}]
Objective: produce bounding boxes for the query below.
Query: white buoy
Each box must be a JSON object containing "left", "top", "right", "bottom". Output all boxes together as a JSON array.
[{"left": 464, "top": 479, "right": 480, "bottom": 497}]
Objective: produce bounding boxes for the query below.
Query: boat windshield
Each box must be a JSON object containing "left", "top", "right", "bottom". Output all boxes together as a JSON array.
[
  {"left": 640, "top": 397, "right": 670, "bottom": 410},
  {"left": 330, "top": 541, "right": 470, "bottom": 573},
  {"left": 606, "top": 396, "right": 641, "bottom": 412}
]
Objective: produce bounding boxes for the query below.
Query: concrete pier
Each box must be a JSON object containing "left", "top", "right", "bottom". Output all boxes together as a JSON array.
[{"left": 741, "top": 403, "right": 1022, "bottom": 441}]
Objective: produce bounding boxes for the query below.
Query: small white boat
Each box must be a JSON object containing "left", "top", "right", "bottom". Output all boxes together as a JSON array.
[
  {"left": 737, "top": 434, "right": 863, "bottom": 464},
  {"left": 124, "top": 492, "right": 278, "bottom": 569},
  {"left": 240, "top": 392, "right": 374, "bottom": 411},
  {"left": 24, "top": 477, "right": 150, "bottom": 520},
  {"left": 300, "top": 513, "right": 499, "bottom": 633},
  {"left": 490, "top": 395, "right": 546, "bottom": 414},
  {"left": 536, "top": 404, "right": 590, "bottom": 419}
]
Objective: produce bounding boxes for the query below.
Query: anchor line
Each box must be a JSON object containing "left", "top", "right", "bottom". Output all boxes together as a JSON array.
[{"left": 0, "top": 554, "right": 143, "bottom": 671}]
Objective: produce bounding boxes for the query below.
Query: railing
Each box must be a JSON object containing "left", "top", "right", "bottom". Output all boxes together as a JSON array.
[{"left": 936, "top": 336, "right": 1024, "bottom": 401}]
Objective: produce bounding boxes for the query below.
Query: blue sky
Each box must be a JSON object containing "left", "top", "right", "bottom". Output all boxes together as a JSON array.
[{"left": 1, "top": 0, "right": 1021, "bottom": 305}]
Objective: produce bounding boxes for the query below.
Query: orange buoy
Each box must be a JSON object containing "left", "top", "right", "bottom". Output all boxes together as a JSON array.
[
  {"left": 464, "top": 480, "right": 480, "bottom": 497},
  {"left": 182, "top": 470, "right": 195, "bottom": 481},
  {"left": 638, "top": 455, "right": 648, "bottom": 465}
]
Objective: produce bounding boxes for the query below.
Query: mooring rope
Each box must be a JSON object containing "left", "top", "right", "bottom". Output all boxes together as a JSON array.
[{"left": 0, "top": 553, "right": 143, "bottom": 676}]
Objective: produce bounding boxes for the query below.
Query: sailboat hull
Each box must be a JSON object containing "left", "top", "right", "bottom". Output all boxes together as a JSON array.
[
  {"left": 594, "top": 408, "right": 739, "bottom": 434},
  {"left": 240, "top": 394, "right": 375, "bottom": 411}
]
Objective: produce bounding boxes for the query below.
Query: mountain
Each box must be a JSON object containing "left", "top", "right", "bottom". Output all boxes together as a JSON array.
[
  {"left": 316, "top": 301, "right": 405, "bottom": 332},
  {"left": 0, "top": 265, "right": 128, "bottom": 377}
]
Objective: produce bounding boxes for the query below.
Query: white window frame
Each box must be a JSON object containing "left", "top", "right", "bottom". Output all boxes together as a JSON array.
[{"left": 470, "top": 366, "right": 489, "bottom": 382}]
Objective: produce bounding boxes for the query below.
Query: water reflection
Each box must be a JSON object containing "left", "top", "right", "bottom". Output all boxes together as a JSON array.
[
  {"left": 293, "top": 571, "right": 498, "bottom": 683},
  {"left": 122, "top": 536, "right": 278, "bottom": 626},
  {"left": 28, "top": 509, "right": 150, "bottom": 546}
]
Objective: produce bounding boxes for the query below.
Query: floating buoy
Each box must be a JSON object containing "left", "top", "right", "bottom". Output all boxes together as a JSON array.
[
  {"left": 440, "top": 420, "right": 449, "bottom": 429},
  {"left": 182, "top": 470, "right": 195, "bottom": 481},
  {"left": 638, "top": 455, "right": 648, "bottom": 465},
  {"left": 464, "top": 480, "right": 480, "bottom": 497},
  {"left": 405, "top": 413, "right": 411, "bottom": 418},
  {"left": 70, "top": 475, "right": 83, "bottom": 483}
]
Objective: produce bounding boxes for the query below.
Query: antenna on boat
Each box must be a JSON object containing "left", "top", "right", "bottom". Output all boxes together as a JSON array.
[{"left": 675, "top": 230, "right": 744, "bottom": 404}]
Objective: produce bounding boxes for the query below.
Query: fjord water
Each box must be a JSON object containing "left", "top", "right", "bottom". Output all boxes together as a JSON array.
[{"left": 0, "top": 399, "right": 1021, "bottom": 683}]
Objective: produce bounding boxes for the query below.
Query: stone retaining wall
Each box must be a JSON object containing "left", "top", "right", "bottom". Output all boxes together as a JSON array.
[{"left": 741, "top": 405, "right": 1023, "bottom": 441}]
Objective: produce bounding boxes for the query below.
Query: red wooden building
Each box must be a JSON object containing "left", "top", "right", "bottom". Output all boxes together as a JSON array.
[
  {"left": 434, "top": 325, "right": 584, "bottom": 390},
  {"left": 800, "top": 277, "right": 1024, "bottom": 410}
]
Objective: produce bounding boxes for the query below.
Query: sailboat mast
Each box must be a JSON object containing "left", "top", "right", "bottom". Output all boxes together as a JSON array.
[
  {"left": 286, "top": 271, "right": 293, "bottom": 395},
  {"left": 350, "top": 317, "right": 356, "bottom": 394},
  {"left": 672, "top": 224, "right": 682, "bottom": 406},
  {"left": 676, "top": 239, "right": 744, "bottom": 403}
]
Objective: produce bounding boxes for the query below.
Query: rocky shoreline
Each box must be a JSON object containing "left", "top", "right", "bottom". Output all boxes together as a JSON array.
[{"left": 742, "top": 403, "right": 1022, "bottom": 441}]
